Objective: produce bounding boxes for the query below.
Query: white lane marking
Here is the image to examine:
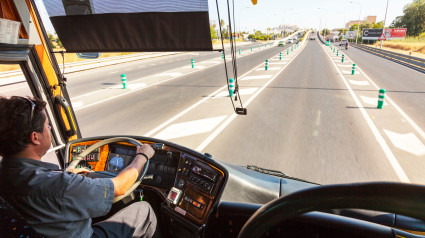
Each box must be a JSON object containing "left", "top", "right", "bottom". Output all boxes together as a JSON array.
[
  {"left": 184, "top": 66, "right": 205, "bottom": 69},
  {"left": 241, "top": 75, "right": 273, "bottom": 81},
  {"left": 384, "top": 130, "right": 425, "bottom": 156},
  {"left": 316, "top": 110, "right": 322, "bottom": 126},
  {"left": 109, "top": 71, "right": 118, "bottom": 74},
  {"left": 320, "top": 44, "right": 410, "bottom": 183},
  {"left": 269, "top": 62, "right": 287, "bottom": 65},
  {"left": 204, "top": 61, "right": 221, "bottom": 64},
  {"left": 337, "top": 64, "right": 353, "bottom": 67},
  {"left": 146, "top": 58, "right": 273, "bottom": 137},
  {"left": 360, "top": 95, "right": 387, "bottom": 107},
  {"left": 342, "top": 70, "right": 360, "bottom": 75},
  {"left": 349, "top": 80, "right": 370, "bottom": 86},
  {"left": 188, "top": 53, "right": 200, "bottom": 55},
  {"left": 0, "top": 85, "right": 27, "bottom": 93},
  {"left": 157, "top": 73, "right": 183, "bottom": 77},
  {"left": 255, "top": 67, "right": 281, "bottom": 71},
  {"left": 155, "top": 116, "right": 227, "bottom": 140},
  {"left": 334, "top": 60, "right": 351, "bottom": 63},
  {"left": 72, "top": 101, "right": 84, "bottom": 109},
  {"left": 353, "top": 63, "right": 425, "bottom": 142},
  {"left": 214, "top": 88, "right": 258, "bottom": 97},
  {"left": 196, "top": 41, "right": 308, "bottom": 152}
]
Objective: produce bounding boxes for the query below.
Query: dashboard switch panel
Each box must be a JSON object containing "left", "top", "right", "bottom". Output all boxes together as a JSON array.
[{"left": 167, "top": 187, "right": 183, "bottom": 205}]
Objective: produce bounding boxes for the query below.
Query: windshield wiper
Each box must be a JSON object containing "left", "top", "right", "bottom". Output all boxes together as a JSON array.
[{"left": 245, "top": 165, "right": 318, "bottom": 184}]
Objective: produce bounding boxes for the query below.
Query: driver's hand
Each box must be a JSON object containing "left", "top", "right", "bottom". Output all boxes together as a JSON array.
[
  {"left": 68, "top": 168, "right": 91, "bottom": 175},
  {"left": 136, "top": 144, "right": 155, "bottom": 160}
]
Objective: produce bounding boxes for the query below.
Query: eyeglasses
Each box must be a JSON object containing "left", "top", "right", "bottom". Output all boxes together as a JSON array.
[{"left": 22, "top": 97, "right": 35, "bottom": 123}]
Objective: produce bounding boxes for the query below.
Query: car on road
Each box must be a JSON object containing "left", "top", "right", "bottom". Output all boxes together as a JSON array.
[
  {"left": 278, "top": 41, "right": 286, "bottom": 46},
  {"left": 287, "top": 38, "right": 293, "bottom": 43},
  {"left": 340, "top": 39, "right": 348, "bottom": 46},
  {"left": 250, "top": 39, "right": 257, "bottom": 42},
  {"left": 310, "top": 35, "right": 316, "bottom": 40}
]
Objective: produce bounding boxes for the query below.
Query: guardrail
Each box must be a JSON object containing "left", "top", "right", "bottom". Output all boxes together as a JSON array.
[
  {"left": 351, "top": 43, "right": 425, "bottom": 74},
  {"left": 317, "top": 32, "right": 326, "bottom": 44},
  {"left": 317, "top": 32, "right": 424, "bottom": 74}
]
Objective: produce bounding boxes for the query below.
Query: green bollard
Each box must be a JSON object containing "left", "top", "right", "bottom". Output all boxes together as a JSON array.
[
  {"left": 377, "top": 89, "right": 386, "bottom": 109},
  {"left": 341, "top": 54, "right": 345, "bottom": 63},
  {"left": 121, "top": 74, "right": 127, "bottom": 89},
  {"left": 280, "top": 52, "right": 282, "bottom": 60},
  {"left": 222, "top": 52, "right": 224, "bottom": 59},
  {"left": 333, "top": 48, "right": 335, "bottom": 53},
  {"left": 251, "top": 47, "right": 252, "bottom": 52},
  {"left": 229, "top": 78, "right": 235, "bottom": 97},
  {"left": 291, "top": 46, "right": 293, "bottom": 51},
  {"left": 191, "top": 59, "right": 194, "bottom": 68},
  {"left": 239, "top": 49, "right": 241, "bottom": 55},
  {"left": 287, "top": 49, "right": 289, "bottom": 55},
  {"left": 337, "top": 50, "right": 339, "bottom": 56},
  {"left": 352, "top": 64, "right": 356, "bottom": 75},
  {"left": 265, "top": 59, "right": 269, "bottom": 71}
]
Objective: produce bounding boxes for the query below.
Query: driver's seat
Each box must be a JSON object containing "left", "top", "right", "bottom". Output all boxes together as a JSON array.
[{"left": 0, "top": 196, "right": 44, "bottom": 238}]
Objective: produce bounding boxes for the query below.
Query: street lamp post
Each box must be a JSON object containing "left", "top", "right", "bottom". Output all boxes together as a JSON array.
[
  {"left": 239, "top": 6, "right": 250, "bottom": 40},
  {"left": 350, "top": 1, "right": 362, "bottom": 44},
  {"left": 282, "top": 8, "right": 294, "bottom": 38},
  {"left": 317, "top": 8, "right": 328, "bottom": 38},
  {"left": 380, "top": 0, "right": 390, "bottom": 49}
]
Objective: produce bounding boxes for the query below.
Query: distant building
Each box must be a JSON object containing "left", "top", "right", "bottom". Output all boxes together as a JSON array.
[{"left": 345, "top": 16, "right": 376, "bottom": 29}]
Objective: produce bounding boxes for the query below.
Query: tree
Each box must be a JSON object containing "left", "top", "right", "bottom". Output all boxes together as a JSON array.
[
  {"left": 210, "top": 25, "right": 217, "bottom": 40},
  {"left": 248, "top": 34, "right": 254, "bottom": 39},
  {"left": 48, "top": 33, "right": 55, "bottom": 48},
  {"left": 55, "top": 36, "right": 63, "bottom": 48},
  {"left": 373, "top": 21, "right": 384, "bottom": 29},
  {"left": 391, "top": 0, "right": 425, "bottom": 36}
]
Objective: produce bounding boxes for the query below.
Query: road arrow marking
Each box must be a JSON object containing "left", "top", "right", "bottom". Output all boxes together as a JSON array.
[
  {"left": 384, "top": 130, "right": 425, "bottom": 156},
  {"left": 155, "top": 115, "right": 227, "bottom": 140},
  {"left": 360, "top": 95, "right": 387, "bottom": 106},
  {"left": 241, "top": 75, "right": 273, "bottom": 80},
  {"left": 349, "top": 80, "right": 370, "bottom": 86}
]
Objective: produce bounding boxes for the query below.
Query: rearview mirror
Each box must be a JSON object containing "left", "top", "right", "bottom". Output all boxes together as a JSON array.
[{"left": 76, "top": 53, "right": 100, "bottom": 59}]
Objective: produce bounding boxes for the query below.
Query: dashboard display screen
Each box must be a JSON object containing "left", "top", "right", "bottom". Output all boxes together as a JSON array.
[{"left": 106, "top": 146, "right": 136, "bottom": 173}]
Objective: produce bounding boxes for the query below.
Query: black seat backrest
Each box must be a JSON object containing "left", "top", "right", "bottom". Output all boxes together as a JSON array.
[{"left": 0, "top": 196, "right": 44, "bottom": 238}]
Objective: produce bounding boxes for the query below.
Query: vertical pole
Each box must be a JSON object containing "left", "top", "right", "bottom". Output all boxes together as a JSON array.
[
  {"left": 380, "top": 0, "right": 390, "bottom": 49},
  {"left": 377, "top": 89, "right": 386, "bottom": 109},
  {"left": 352, "top": 64, "right": 356, "bottom": 75},
  {"left": 265, "top": 60, "right": 269, "bottom": 70},
  {"left": 121, "top": 74, "right": 127, "bottom": 89},
  {"left": 229, "top": 78, "right": 235, "bottom": 97},
  {"left": 191, "top": 59, "right": 194, "bottom": 68}
]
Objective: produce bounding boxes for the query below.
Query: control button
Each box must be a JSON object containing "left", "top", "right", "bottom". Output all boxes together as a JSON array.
[
  {"left": 176, "top": 179, "right": 185, "bottom": 189},
  {"left": 154, "top": 175, "right": 162, "bottom": 184}
]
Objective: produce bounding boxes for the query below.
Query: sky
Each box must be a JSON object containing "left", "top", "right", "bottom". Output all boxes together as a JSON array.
[
  {"left": 36, "top": 0, "right": 412, "bottom": 34},
  {"left": 208, "top": 0, "right": 412, "bottom": 32}
]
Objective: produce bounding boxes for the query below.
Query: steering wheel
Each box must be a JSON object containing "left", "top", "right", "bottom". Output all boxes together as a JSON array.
[
  {"left": 237, "top": 182, "right": 425, "bottom": 238},
  {"left": 66, "top": 137, "right": 149, "bottom": 203}
]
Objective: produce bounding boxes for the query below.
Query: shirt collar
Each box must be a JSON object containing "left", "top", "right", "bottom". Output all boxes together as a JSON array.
[{"left": 1, "top": 157, "right": 60, "bottom": 170}]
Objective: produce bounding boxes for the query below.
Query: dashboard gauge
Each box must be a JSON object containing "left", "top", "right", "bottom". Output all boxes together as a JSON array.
[{"left": 109, "top": 154, "right": 124, "bottom": 172}]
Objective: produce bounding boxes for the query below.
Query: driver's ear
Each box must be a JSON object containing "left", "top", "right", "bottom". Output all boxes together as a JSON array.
[{"left": 29, "top": 131, "right": 41, "bottom": 145}]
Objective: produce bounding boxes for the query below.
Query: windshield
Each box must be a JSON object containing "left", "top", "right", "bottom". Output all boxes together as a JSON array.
[{"left": 3, "top": 0, "right": 424, "bottom": 186}]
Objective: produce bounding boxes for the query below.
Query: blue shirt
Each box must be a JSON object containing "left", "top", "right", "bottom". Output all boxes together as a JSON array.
[{"left": 0, "top": 158, "right": 114, "bottom": 238}]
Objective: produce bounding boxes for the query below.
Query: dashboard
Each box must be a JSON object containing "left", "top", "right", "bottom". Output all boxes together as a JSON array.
[{"left": 66, "top": 138, "right": 227, "bottom": 226}]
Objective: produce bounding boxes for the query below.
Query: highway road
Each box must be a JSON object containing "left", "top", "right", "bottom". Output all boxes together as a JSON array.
[{"left": 2, "top": 35, "right": 425, "bottom": 185}]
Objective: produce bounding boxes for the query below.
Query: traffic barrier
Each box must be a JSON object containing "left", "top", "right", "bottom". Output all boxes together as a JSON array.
[
  {"left": 251, "top": 47, "right": 253, "bottom": 52},
  {"left": 239, "top": 49, "right": 241, "bottom": 55},
  {"left": 191, "top": 59, "right": 194, "bottom": 68},
  {"left": 121, "top": 74, "right": 127, "bottom": 89},
  {"left": 265, "top": 60, "right": 269, "bottom": 71},
  {"left": 222, "top": 52, "right": 224, "bottom": 59},
  {"left": 352, "top": 64, "right": 356, "bottom": 75},
  {"left": 229, "top": 78, "right": 235, "bottom": 97},
  {"left": 291, "top": 46, "right": 293, "bottom": 51},
  {"left": 280, "top": 52, "right": 282, "bottom": 60},
  {"left": 287, "top": 49, "right": 289, "bottom": 55},
  {"left": 342, "top": 54, "right": 345, "bottom": 63},
  {"left": 337, "top": 50, "right": 339, "bottom": 56},
  {"left": 333, "top": 47, "right": 335, "bottom": 53},
  {"left": 377, "top": 89, "right": 386, "bottom": 109}
]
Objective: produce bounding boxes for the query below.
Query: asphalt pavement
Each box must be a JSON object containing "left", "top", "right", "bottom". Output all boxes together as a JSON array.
[{"left": 2, "top": 36, "right": 425, "bottom": 185}]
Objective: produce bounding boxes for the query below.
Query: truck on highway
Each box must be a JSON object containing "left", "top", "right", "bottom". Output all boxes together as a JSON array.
[{"left": 0, "top": 1, "right": 424, "bottom": 238}]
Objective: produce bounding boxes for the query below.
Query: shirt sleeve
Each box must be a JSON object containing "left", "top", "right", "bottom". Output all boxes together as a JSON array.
[{"left": 61, "top": 172, "right": 115, "bottom": 220}]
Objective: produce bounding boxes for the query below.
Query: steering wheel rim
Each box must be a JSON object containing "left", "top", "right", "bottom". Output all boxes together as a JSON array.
[
  {"left": 66, "top": 137, "right": 150, "bottom": 203},
  {"left": 237, "top": 182, "right": 425, "bottom": 238}
]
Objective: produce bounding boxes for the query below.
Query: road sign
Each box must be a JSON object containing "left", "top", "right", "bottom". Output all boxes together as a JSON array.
[
  {"left": 378, "top": 33, "right": 386, "bottom": 41},
  {"left": 362, "top": 29, "right": 383, "bottom": 40}
]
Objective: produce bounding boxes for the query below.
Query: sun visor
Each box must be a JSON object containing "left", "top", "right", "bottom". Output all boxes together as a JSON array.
[{"left": 42, "top": 0, "right": 212, "bottom": 52}]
